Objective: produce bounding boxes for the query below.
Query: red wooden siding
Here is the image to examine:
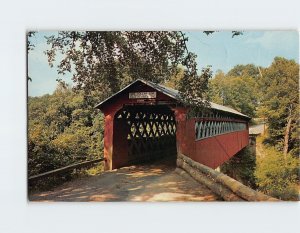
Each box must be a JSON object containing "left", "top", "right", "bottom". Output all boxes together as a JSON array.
[{"left": 175, "top": 118, "right": 249, "bottom": 169}]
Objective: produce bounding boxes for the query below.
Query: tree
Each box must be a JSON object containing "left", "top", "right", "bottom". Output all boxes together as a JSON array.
[
  {"left": 208, "top": 70, "right": 226, "bottom": 105},
  {"left": 226, "top": 64, "right": 260, "bottom": 78},
  {"left": 220, "top": 146, "right": 257, "bottom": 189},
  {"left": 257, "top": 57, "right": 299, "bottom": 157},
  {"left": 255, "top": 138, "right": 299, "bottom": 200},
  {"left": 164, "top": 66, "right": 185, "bottom": 90},
  {"left": 44, "top": 31, "right": 242, "bottom": 110},
  {"left": 178, "top": 65, "right": 212, "bottom": 111},
  {"left": 28, "top": 84, "right": 103, "bottom": 183},
  {"left": 45, "top": 31, "right": 192, "bottom": 97},
  {"left": 208, "top": 68, "right": 258, "bottom": 117}
]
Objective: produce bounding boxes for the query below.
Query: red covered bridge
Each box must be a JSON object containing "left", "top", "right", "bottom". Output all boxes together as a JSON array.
[
  {"left": 96, "top": 79, "right": 251, "bottom": 171},
  {"left": 30, "top": 79, "right": 278, "bottom": 202}
]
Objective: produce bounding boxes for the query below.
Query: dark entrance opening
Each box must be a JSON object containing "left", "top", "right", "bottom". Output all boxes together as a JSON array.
[{"left": 113, "top": 105, "right": 177, "bottom": 167}]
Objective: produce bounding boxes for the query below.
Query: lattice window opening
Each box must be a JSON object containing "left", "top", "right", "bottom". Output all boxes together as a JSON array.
[
  {"left": 195, "top": 120, "right": 247, "bottom": 140},
  {"left": 115, "top": 106, "right": 177, "bottom": 162},
  {"left": 193, "top": 110, "right": 245, "bottom": 122},
  {"left": 117, "top": 110, "right": 175, "bottom": 138}
]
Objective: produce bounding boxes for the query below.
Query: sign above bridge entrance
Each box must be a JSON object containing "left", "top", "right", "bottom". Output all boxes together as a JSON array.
[{"left": 129, "top": 91, "right": 157, "bottom": 99}]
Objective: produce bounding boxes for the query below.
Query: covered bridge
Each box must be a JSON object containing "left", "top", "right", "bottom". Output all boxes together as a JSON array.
[{"left": 95, "top": 79, "right": 251, "bottom": 171}]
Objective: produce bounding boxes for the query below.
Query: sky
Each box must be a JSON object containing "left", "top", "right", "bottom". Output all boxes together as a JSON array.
[{"left": 28, "top": 31, "right": 299, "bottom": 97}]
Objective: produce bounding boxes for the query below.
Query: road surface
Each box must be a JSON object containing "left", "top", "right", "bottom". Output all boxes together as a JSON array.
[
  {"left": 249, "top": 124, "right": 265, "bottom": 135},
  {"left": 29, "top": 158, "right": 222, "bottom": 202}
]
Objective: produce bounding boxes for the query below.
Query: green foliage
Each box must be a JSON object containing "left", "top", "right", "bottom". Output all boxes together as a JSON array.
[
  {"left": 215, "top": 58, "right": 299, "bottom": 200},
  {"left": 208, "top": 68, "right": 258, "bottom": 117},
  {"left": 220, "top": 146, "right": 257, "bottom": 189},
  {"left": 164, "top": 66, "right": 185, "bottom": 90},
  {"left": 178, "top": 66, "right": 212, "bottom": 111},
  {"left": 28, "top": 31, "right": 244, "bottom": 191},
  {"left": 30, "top": 31, "right": 299, "bottom": 198},
  {"left": 45, "top": 31, "right": 192, "bottom": 96},
  {"left": 255, "top": 137, "right": 299, "bottom": 201},
  {"left": 28, "top": 84, "right": 104, "bottom": 190},
  {"left": 83, "top": 163, "right": 105, "bottom": 176},
  {"left": 257, "top": 57, "right": 299, "bottom": 155},
  {"left": 226, "top": 64, "right": 260, "bottom": 78},
  {"left": 209, "top": 58, "right": 299, "bottom": 150},
  {"left": 44, "top": 31, "right": 241, "bottom": 113}
]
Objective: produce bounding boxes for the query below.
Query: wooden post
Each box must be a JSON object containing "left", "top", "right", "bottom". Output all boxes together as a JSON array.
[
  {"left": 102, "top": 102, "right": 124, "bottom": 170},
  {"left": 103, "top": 112, "right": 114, "bottom": 170},
  {"left": 172, "top": 106, "right": 188, "bottom": 157}
]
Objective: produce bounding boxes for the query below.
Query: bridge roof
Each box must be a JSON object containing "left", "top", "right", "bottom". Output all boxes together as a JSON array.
[{"left": 95, "top": 79, "right": 251, "bottom": 119}]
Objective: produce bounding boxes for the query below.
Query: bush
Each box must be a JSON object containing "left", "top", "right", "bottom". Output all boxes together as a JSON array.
[
  {"left": 255, "top": 140, "right": 299, "bottom": 201},
  {"left": 220, "top": 146, "right": 257, "bottom": 189},
  {"left": 28, "top": 86, "right": 104, "bottom": 191}
]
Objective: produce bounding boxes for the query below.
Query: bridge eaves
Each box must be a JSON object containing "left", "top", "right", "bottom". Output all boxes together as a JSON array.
[{"left": 95, "top": 79, "right": 251, "bottom": 120}]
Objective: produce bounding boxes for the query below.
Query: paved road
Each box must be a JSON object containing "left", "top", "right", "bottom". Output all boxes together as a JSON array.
[{"left": 29, "top": 158, "right": 222, "bottom": 202}]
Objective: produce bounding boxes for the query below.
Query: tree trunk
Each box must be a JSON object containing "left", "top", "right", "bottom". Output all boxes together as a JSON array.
[{"left": 283, "top": 108, "right": 292, "bottom": 163}]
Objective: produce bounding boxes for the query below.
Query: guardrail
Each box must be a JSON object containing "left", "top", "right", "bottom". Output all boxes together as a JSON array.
[
  {"left": 28, "top": 158, "right": 105, "bottom": 183},
  {"left": 176, "top": 153, "right": 278, "bottom": 201}
]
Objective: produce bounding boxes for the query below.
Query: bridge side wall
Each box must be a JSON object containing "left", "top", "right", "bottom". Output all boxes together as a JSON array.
[{"left": 175, "top": 115, "right": 249, "bottom": 169}]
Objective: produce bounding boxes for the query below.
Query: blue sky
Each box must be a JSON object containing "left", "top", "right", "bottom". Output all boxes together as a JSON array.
[{"left": 28, "top": 31, "right": 299, "bottom": 96}]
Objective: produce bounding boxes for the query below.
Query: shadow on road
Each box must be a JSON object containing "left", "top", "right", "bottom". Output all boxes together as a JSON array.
[{"left": 29, "top": 157, "right": 222, "bottom": 202}]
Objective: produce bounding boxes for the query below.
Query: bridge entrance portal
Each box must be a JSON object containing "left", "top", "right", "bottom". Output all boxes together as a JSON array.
[{"left": 113, "top": 105, "right": 177, "bottom": 167}]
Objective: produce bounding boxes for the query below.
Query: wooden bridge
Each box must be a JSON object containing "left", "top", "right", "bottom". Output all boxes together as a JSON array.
[
  {"left": 96, "top": 79, "right": 251, "bottom": 170},
  {"left": 29, "top": 80, "right": 277, "bottom": 201}
]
